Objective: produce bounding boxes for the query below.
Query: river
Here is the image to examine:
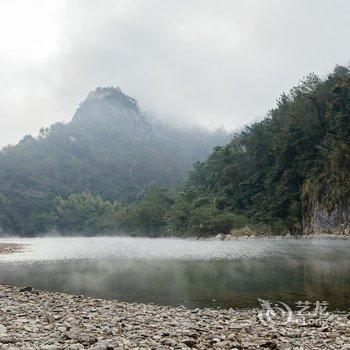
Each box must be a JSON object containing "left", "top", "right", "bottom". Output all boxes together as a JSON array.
[{"left": 0, "top": 236, "right": 349, "bottom": 310}]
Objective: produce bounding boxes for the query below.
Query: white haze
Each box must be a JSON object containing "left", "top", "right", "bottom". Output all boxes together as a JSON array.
[{"left": 0, "top": 0, "right": 350, "bottom": 147}]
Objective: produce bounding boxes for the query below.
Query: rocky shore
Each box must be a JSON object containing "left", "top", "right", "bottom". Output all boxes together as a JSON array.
[
  {"left": 1, "top": 241, "right": 350, "bottom": 349},
  {"left": 0, "top": 284, "right": 349, "bottom": 350},
  {"left": 0, "top": 243, "right": 24, "bottom": 255},
  {"left": 211, "top": 233, "right": 350, "bottom": 240}
]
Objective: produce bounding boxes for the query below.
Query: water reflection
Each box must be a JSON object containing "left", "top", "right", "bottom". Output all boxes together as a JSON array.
[{"left": 0, "top": 254, "right": 349, "bottom": 310}]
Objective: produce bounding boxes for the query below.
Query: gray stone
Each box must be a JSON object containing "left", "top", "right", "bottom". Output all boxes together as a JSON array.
[
  {"left": 0, "top": 324, "right": 7, "bottom": 335},
  {"left": 44, "top": 312, "right": 54, "bottom": 324}
]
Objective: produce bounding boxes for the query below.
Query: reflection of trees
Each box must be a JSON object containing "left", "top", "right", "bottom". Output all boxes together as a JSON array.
[{"left": 0, "top": 255, "right": 349, "bottom": 310}]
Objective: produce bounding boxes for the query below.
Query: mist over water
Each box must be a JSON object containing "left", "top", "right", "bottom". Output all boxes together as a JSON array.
[
  {"left": 1, "top": 236, "right": 347, "bottom": 263},
  {"left": 0, "top": 237, "right": 349, "bottom": 310}
]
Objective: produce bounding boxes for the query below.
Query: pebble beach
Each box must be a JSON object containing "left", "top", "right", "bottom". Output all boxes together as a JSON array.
[{"left": 0, "top": 244, "right": 350, "bottom": 349}]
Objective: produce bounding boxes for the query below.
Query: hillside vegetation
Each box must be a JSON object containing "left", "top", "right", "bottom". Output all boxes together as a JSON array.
[
  {"left": 0, "top": 87, "right": 228, "bottom": 234},
  {"left": 1, "top": 66, "right": 349, "bottom": 237},
  {"left": 110, "top": 65, "right": 350, "bottom": 237}
]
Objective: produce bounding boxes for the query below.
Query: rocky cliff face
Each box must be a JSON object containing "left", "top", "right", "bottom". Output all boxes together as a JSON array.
[{"left": 303, "top": 201, "right": 350, "bottom": 235}]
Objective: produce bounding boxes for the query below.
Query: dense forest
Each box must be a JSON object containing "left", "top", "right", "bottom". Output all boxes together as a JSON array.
[
  {"left": 1, "top": 66, "right": 349, "bottom": 237},
  {"left": 94, "top": 65, "right": 349, "bottom": 237},
  {"left": 0, "top": 87, "right": 229, "bottom": 234}
]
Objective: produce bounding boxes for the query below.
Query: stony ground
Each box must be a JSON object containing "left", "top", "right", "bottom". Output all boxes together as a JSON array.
[
  {"left": 0, "top": 284, "right": 349, "bottom": 349},
  {"left": 0, "top": 243, "right": 24, "bottom": 255}
]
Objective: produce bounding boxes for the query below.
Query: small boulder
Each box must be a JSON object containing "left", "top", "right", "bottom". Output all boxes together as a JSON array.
[
  {"left": 0, "top": 324, "right": 7, "bottom": 335},
  {"left": 44, "top": 312, "right": 54, "bottom": 324},
  {"left": 260, "top": 341, "right": 277, "bottom": 349},
  {"left": 89, "top": 342, "right": 113, "bottom": 350},
  {"left": 182, "top": 338, "right": 197, "bottom": 347}
]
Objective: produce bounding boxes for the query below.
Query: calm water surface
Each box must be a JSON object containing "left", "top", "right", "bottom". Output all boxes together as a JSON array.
[{"left": 0, "top": 237, "right": 349, "bottom": 310}]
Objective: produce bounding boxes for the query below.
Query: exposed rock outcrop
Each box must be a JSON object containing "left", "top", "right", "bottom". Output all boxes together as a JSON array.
[{"left": 303, "top": 201, "right": 350, "bottom": 236}]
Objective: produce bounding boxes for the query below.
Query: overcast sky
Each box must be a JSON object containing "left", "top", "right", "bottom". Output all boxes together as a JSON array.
[{"left": 0, "top": 0, "right": 349, "bottom": 147}]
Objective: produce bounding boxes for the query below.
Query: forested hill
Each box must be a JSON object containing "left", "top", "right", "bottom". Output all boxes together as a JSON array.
[
  {"left": 162, "top": 65, "right": 350, "bottom": 236},
  {"left": 106, "top": 65, "right": 350, "bottom": 237},
  {"left": 0, "top": 87, "right": 229, "bottom": 234}
]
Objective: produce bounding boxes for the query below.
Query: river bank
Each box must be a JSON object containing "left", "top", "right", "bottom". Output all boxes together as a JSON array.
[
  {"left": 1, "top": 239, "right": 350, "bottom": 349},
  {"left": 0, "top": 243, "right": 24, "bottom": 255},
  {"left": 209, "top": 232, "right": 350, "bottom": 240},
  {"left": 0, "top": 283, "right": 349, "bottom": 349}
]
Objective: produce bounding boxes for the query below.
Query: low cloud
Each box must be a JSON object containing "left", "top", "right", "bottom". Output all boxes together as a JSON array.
[{"left": 0, "top": 0, "right": 349, "bottom": 146}]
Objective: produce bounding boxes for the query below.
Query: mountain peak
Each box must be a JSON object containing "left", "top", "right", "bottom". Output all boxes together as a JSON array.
[
  {"left": 85, "top": 87, "right": 139, "bottom": 111},
  {"left": 72, "top": 86, "right": 143, "bottom": 124},
  {"left": 71, "top": 86, "right": 151, "bottom": 138}
]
